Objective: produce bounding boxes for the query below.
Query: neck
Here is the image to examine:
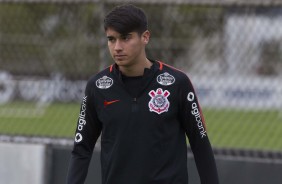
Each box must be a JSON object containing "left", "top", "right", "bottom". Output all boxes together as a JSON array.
[{"left": 119, "top": 58, "right": 152, "bottom": 77}]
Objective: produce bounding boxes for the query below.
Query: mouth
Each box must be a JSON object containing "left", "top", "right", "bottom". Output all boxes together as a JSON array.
[{"left": 114, "top": 55, "right": 126, "bottom": 60}]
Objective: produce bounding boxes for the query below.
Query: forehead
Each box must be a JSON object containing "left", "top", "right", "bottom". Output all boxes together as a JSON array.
[{"left": 106, "top": 28, "right": 137, "bottom": 37}]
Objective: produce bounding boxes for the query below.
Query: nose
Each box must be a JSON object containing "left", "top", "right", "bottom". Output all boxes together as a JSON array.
[{"left": 114, "top": 40, "right": 123, "bottom": 51}]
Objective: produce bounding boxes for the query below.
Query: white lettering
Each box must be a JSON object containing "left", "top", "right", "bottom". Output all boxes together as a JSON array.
[
  {"left": 77, "top": 96, "right": 87, "bottom": 133},
  {"left": 191, "top": 102, "right": 207, "bottom": 138},
  {"left": 0, "top": 72, "right": 15, "bottom": 104},
  {"left": 0, "top": 72, "right": 86, "bottom": 105}
]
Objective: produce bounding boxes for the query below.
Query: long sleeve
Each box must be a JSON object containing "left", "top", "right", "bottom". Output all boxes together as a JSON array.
[
  {"left": 66, "top": 79, "right": 102, "bottom": 184},
  {"left": 179, "top": 75, "right": 219, "bottom": 184}
]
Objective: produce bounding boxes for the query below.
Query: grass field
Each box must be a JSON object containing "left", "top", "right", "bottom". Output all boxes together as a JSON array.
[
  {"left": 0, "top": 101, "right": 281, "bottom": 151},
  {"left": 204, "top": 109, "right": 282, "bottom": 151},
  {"left": 0, "top": 102, "right": 79, "bottom": 138}
]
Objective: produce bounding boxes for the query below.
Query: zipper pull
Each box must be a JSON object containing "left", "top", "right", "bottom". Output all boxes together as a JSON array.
[{"left": 132, "top": 98, "right": 138, "bottom": 112}]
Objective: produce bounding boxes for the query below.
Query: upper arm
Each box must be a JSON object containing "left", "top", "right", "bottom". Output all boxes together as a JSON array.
[
  {"left": 73, "top": 80, "right": 102, "bottom": 153},
  {"left": 67, "top": 79, "right": 102, "bottom": 184},
  {"left": 178, "top": 75, "right": 207, "bottom": 148}
]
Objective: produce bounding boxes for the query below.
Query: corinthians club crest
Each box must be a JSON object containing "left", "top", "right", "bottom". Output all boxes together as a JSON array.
[{"left": 148, "top": 88, "right": 170, "bottom": 114}]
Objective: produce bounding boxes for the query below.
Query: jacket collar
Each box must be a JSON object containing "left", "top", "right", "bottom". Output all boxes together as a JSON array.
[
  {"left": 109, "top": 59, "right": 162, "bottom": 78},
  {"left": 109, "top": 60, "right": 163, "bottom": 97}
]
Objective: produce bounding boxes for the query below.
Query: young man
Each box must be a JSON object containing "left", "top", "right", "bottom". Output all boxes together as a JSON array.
[{"left": 67, "top": 4, "right": 219, "bottom": 184}]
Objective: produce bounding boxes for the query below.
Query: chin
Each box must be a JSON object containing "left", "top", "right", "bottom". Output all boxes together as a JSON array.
[{"left": 115, "top": 59, "right": 129, "bottom": 66}]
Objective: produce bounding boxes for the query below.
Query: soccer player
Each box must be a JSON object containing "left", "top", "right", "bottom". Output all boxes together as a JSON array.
[{"left": 67, "top": 4, "right": 219, "bottom": 184}]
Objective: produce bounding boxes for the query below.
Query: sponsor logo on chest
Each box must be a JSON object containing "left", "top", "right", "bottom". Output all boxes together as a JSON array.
[
  {"left": 157, "top": 72, "right": 175, "bottom": 86},
  {"left": 96, "top": 76, "right": 113, "bottom": 89},
  {"left": 148, "top": 88, "right": 170, "bottom": 114}
]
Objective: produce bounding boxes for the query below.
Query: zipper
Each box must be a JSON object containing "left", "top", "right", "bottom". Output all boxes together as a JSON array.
[{"left": 131, "top": 97, "right": 138, "bottom": 112}]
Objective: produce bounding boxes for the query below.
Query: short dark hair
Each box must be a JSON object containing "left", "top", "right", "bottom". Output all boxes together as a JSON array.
[{"left": 104, "top": 4, "right": 148, "bottom": 35}]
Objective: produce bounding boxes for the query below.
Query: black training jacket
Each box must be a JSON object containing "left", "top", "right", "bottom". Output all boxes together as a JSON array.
[{"left": 67, "top": 60, "right": 219, "bottom": 184}]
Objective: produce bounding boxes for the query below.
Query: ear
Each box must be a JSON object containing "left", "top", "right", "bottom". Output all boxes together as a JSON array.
[{"left": 142, "top": 30, "right": 150, "bottom": 44}]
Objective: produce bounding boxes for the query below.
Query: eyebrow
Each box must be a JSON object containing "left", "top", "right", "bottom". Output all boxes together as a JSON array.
[
  {"left": 106, "top": 33, "right": 133, "bottom": 39},
  {"left": 122, "top": 33, "right": 132, "bottom": 37},
  {"left": 107, "top": 36, "right": 115, "bottom": 39}
]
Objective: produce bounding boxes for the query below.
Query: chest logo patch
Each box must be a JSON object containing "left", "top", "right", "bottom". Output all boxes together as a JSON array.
[
  {"left": 157, "top": 72, "right": 175, "bottom": 86},
  {"left": 96, "top": 76, "right": 113, "bottom": 89},
  {"left": 148, "top": 88, "right": 170, "bottom": 114}
]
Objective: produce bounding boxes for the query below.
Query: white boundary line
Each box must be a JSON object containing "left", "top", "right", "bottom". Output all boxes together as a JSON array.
[
  {"left": 0, "top": 107, "right": 46, "bottom": 118},
  {"left": 0, "top": 135, "right": 73, "bottom": 146}
]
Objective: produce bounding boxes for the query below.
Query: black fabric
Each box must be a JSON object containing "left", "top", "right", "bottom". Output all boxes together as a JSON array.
[
  {"left": 121, "top": 74, "right": 143, "bottom": 97},
  {"left": 66, "top": 60, "right": 219, "bottom": 184}
]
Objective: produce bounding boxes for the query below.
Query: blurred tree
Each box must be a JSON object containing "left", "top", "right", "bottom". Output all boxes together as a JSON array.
[
  {"left": 0, "top": 3, "right": 224, "bottom": 78},
  {"left": 0, "top": 4, "right": 102, "bottom": 79}
]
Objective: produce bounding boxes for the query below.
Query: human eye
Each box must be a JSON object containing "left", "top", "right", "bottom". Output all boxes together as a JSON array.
[
  {"left": 107, "top": 36, "right": 115, "bottom": 43},
  {"left": 121, "top": 34, "right": 131, "bottom": 41}
]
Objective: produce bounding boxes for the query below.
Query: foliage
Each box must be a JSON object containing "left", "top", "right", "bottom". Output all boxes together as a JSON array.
[{"left": 0, "top": 3, "right": 224, "bottom": 78}]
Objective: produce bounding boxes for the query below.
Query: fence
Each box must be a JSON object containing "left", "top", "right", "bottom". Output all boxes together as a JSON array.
[{"left": 0, "top": 0, "right": 282, "bottom": 154}]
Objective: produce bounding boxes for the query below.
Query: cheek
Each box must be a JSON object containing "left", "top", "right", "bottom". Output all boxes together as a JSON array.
[
  {"left": 107, "top": 45, "right": 114, "bottom": 55},
  {"left": 128, "top": 41, "right": 142, "bottom": 54}
]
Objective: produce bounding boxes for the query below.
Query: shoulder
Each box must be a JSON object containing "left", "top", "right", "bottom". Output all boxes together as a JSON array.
[
  {"left": 88, "top": 65, "right": 113, "bottom": 82},
  {"left": 86, "top": 65, "right": 112, "bottom": 90},
  {"left": 158, "top": 61, "right": 191, "bottom": 84}
]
